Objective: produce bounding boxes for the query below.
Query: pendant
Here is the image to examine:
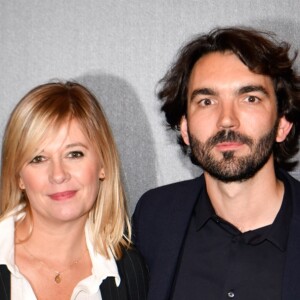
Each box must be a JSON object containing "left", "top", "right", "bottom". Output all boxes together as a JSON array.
[{"left": 55, "top": 273, "right": 62, "bottom": 284}]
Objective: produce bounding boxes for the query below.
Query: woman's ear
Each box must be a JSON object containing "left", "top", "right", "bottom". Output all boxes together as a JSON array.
[
  {"left": 99, "top": 168, "right": 105, "bottom": 180},
  {"left": 19, "top": 177, "right": 25, "bottom": 190},
  {"left": 180, "top": 116, "right": 190, "bottom": 146},
  {"left": 276, "top": 116, "right": 293, "bottom": 143}
]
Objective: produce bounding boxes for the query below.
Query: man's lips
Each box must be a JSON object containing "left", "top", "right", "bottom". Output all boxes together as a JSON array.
[
  {"left": 48, "top": 190, "right": 77, "bottom": 201},
  {"left": 215, "top": 141, "right": 244, "bottom": 151}
]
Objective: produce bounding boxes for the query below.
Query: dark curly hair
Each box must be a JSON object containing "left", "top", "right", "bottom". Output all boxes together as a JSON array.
[{"left": 158, "top": 26, "right": 300, "bottom": 170}]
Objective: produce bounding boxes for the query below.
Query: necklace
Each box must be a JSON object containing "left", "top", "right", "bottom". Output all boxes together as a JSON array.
[{"left": 22, "top": 244, "right": 88, "bottom": 284}]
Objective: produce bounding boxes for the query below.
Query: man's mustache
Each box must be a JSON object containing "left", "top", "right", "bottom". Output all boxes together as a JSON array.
[{"left": 207, "top": 130, "right": 254, "bottom": 149}]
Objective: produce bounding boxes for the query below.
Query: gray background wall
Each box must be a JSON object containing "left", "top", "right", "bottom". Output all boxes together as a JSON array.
[{"left": 1, "top": 1, "right": 300, "bottom": 213}]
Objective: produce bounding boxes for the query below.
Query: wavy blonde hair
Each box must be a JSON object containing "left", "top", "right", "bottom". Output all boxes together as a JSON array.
[{"left": 0, "top": 81, "right": 131, "bottom": 259}]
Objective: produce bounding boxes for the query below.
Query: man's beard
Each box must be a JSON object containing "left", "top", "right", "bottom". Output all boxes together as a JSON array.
[{"left": 188, "top": 124, "right": 278, "bottom": 183}]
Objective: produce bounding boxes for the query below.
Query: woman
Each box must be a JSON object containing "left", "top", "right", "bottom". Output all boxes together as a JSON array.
[{"left": 0, "top": 81, "right": 148, "bottom": 299}]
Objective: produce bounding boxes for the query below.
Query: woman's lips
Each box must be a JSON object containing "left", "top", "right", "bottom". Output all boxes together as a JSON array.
[{"left": 49, "top": 190, "right": 77, "bottom": 201}]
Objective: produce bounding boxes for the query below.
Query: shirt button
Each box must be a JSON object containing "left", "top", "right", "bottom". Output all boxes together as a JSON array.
[{"left": 227, "top": 291, "right": 235, "bottom": 298}]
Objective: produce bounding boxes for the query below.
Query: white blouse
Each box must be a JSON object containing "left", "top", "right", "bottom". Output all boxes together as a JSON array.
[{"left": 0, "top": 210, "right": 120, "bottom": 299}]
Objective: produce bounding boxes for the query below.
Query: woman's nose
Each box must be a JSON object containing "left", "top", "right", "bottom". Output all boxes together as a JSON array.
[{"left": 49, "top": 160, "right": 71, "bottom": 184}]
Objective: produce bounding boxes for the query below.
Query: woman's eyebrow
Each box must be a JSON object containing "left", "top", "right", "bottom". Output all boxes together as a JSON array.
[{"left": 65, "top": 142, "right": 88, "bottom": 149}]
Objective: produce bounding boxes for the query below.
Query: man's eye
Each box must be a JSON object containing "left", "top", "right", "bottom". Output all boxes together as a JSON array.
[
  {"left": 245, "top": 95, "right": 260, "bottom": 103},
  {"left": 67, "top": 151, "right": 84, "bottom": 158},
  {"left": 199, "top": 98, "right": 213, "bottom": 106},
  {"left": 30, "top": 156, "right": 45, "bottom": 164}
]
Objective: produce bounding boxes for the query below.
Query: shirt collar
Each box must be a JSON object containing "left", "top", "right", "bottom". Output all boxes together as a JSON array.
[
  {"left": 0, "top": 208, "right": 121, "bottom": 293},
  {"left": 194, "top": 186, "right": 215, "bottom": 231},
  {"left": 69, "top": 221, "right": 121, "bottom": 297},
  {"left": 194, "top": 175, "right": 292, "bottom": 251},
  {"left": 266, "top": 171, "right": 292, "bottom": 251},
  {"left": 85, "top": 222, "right": 120, "bottom": 286},
  {"left": 0, "top": 206, "right": 25, "bottom": 276}
]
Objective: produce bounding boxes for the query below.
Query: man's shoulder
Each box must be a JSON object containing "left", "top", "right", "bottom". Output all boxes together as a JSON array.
[
  {"left": 278, "top": 168, "right": 300, "bottom": 190},
  {"left": 142, "top": 175, "right": 204, "bottom": 198},
  {"left": 286, "top": 171, "right": 300, "bottom": 185},
  {"left": 133, "top": 175, "right": 205, "bottom": 245},
  {"left": 136, "top": 175, "right": 205, "bottom": 209}
]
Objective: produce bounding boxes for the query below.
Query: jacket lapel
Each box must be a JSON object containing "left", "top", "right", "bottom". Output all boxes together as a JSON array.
[
  {"left": 281, "top": 171, "right": 300, "bottom": 299},
  {"left": 282, "top": 216, "right": 300, "bottom": 299},
  {"left": 147, "top": 177, "right": 204, "bottom": 300},
  {"left": 0, "top": 265, "right": 10, "bottom": 300}
]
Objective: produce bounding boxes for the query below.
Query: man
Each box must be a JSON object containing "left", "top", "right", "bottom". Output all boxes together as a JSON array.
[{"left": 133, "top": 27, "right": 300, "bottom": 300}]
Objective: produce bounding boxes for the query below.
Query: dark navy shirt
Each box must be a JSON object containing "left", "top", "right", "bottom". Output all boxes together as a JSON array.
[{"left": 172, "top": 179, "right": 291, "bottom": 300}]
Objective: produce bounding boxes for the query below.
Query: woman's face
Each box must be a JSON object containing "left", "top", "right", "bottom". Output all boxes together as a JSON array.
[{"left": 19, "top": 119, "right": 105, "bottom": 225}]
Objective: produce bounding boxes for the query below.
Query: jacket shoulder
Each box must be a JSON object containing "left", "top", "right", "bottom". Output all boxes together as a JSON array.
[
  {"left": 132, "top": 175, "right": 205, "bottom": 247},
  {"left": 136, "top": 175, "right": 204, "bottom": 209}
]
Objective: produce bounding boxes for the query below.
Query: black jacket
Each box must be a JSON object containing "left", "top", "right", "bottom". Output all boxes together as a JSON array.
[{"left": 133, "top": 169, "right": 300, "bottom": 300}]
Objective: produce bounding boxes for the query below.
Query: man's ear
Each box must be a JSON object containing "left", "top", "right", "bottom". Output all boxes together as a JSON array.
[
  {"left": 180, "top": 116, "right": 190, "bottom": 146},
  {"left": 276, "top": 116, "right": 293, "bottom": 142}
]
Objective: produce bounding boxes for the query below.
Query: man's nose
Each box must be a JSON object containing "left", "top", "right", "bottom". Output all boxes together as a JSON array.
[{"left": 217, "top": 101, "right": 240, "bottom": 130}]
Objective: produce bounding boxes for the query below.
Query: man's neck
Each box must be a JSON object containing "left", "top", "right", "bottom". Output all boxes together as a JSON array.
[{"left": 204, "top": 161, "right": 284, "bottom": 232}]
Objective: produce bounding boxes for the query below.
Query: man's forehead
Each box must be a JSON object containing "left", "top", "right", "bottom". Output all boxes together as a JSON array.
[{"left": 187, "top": 51, "right": 275, "bottom": 93}]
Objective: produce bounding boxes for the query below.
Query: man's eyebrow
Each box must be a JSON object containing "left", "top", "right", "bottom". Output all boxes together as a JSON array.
[
  {"left": 238, "top": 85, "right": 270, "bottom": 96},
  {"left": 190, "top": 88, "right": 217, "bottom": 101}
]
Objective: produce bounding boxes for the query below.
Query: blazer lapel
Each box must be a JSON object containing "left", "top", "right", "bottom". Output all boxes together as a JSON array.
[
  {"left": 0, "top": 265, "right": 10, "bottom": 300},
  {"left": 147, "top": 177, "right": 204, "bottom": 300},
  {"left": 282, "top": 216, "right": 300, "bottom": 299},
  {"left": 281, "top": 171, "right": 300, "bottom": 300}
]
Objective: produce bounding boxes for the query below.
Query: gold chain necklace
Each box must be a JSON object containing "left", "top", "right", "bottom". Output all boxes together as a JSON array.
[{"left": 22, "top": 245, "right": 88, "bottom": 284}]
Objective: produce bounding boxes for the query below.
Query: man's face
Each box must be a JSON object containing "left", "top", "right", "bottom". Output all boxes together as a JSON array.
[{"left": 180, "top": 51, "right": 290, "bottom": 182}]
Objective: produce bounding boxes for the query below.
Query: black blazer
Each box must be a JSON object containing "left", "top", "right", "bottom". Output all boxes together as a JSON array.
[
  {"left": 0, "top": 247, "right": 148, "bottom": 300},
  {"left": 133, "top": 169, "right": 300, "bottom": 300}
]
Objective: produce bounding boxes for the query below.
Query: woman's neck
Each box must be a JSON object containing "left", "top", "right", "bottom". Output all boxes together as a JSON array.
[{"left": 15, "top": 213, "right": 88, "bottom": 264}]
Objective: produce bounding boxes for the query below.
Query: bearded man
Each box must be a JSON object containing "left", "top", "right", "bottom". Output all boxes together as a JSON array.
[{"left": 133, "top": 26, "right": 300, "bottom": 300}]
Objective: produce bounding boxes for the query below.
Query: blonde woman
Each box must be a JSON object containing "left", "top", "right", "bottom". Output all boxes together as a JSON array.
[{"left": 0, "top": 81, "right": 148, "bottom": 299}]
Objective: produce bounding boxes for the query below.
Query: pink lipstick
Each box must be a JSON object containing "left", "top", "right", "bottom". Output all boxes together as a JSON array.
[{"left": 49, "top": 190, "right": 77, "bottom": 201}]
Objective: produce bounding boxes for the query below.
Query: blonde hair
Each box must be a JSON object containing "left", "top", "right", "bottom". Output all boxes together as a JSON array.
[{"left": 0, "top": 81, "right": 131, "bottom": 259}]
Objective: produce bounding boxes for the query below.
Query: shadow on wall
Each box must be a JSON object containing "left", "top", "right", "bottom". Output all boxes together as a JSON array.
[
  {"left": 75, "top": 72, "right": 157, "bottom": 214},
  {"left": 165, "top": 124, "right": 203, "bottom": 179}
]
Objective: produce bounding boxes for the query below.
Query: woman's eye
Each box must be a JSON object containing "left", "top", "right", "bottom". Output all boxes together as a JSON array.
[
  {"left": 30, "top": 156, "right": 45, "bottom": 164},
  {"left": 67, "top": 151, "right": 84, "bottom": 158}
]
